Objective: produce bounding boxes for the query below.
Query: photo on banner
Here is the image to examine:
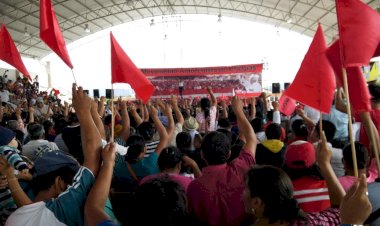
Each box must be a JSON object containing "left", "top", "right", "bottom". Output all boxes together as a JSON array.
[{"left": 141, "top": 64, "right": 263, "bottom": 99}]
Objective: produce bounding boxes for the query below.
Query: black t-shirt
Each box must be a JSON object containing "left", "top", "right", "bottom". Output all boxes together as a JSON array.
[{"left": 62, "top": 125, "right": 83, "bottom": 163}]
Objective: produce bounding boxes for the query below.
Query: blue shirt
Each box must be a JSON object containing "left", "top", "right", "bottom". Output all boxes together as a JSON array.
[{"left": 113, "top": 152, "right": 159, "bottom": 180}]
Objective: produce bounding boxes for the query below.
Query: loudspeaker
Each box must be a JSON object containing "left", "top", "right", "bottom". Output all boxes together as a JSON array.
[
  {"left": 272, "top": 83, "right": 280, "bottom": 94},
  {"left": 284, "top": 82, "right": 290, "bottom": 90},
  {"left": 93, "top": 89, "right": 99, "bottom": 98},
  {"left": 84, "top": 90, "right": 89, "bottom": 95},
  {"left": 106, "top": 89, "right": 113, "bottom": 99}
]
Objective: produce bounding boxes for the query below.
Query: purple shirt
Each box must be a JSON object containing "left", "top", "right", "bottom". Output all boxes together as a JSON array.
[{"left": 187, "top": 149, "right": 255, "bottom": 226}]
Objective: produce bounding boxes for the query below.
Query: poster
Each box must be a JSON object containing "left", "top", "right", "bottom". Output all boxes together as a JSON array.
[{"left": 141, "top": 64, "right": 263, "bottom": 98}]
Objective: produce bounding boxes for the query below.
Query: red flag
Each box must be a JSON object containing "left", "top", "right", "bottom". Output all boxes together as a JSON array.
[
  {"left": 285, "top": 24, "right": 335, "bottom": 114},
  {"left": 326, "top": 40, "right": 371, "bottom": 113},
  {"left": 336, "top": 0, "right": 380, "bottom": 67},
  {"left": 278, "top": 94, "right": 296, "bottom": 116},
  {"left": 110, "top": 33, "right": 154, "bottom": 103},
  {"left": 0, "top": 25, "right": 31, "bottom": 81},
  {"left": 52, "top": 88, "right": 60, "bottom": 96},
  {"left": 40, "top": 0, "right": 73, "bottom": 69}
]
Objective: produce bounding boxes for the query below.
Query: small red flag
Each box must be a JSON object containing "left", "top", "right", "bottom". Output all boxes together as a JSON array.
[
  {"left": 40, "top": 0, "right": 73, "bottom": 69},
  {"left": 278, "top": 94, "right": 296, "bottom": 116},
  {"left": 336, "top": 0, "right": 380, "bottom": 67},
  {"left": 110, "top": 33, "right": 154, "bottom": 103},
  {"left": 52, "top": 88, "right": 60, "bottom": 96},
  {"left": 285, "top": 24, "right": 335, "bottom": 114},
  {"left": 326, "top": 40, "right": 371, "bottom": 113},
  {"left": 0, "top": 25, "right": 31, "bottom": 81}
]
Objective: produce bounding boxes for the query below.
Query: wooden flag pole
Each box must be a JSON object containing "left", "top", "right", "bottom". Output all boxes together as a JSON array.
[
  {"left": 342, "top": 67, "right": 359, "bottom": 178},
  {"left": 70, "top": 69, "right": 77, "bottom": 84},
  {"left": 110, "top": 84, "right": 115, "bottom": 143}
]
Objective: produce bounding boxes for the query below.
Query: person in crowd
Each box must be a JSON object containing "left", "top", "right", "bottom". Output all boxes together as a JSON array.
[
  {"left": 140, "top": 146, "right": 201, "bottom": 192},
  {"left": 284, "top": 140, "right": 330, "bottom": 213},
  {"left": 22, "top": 123, "right": 59, "bottom": 161},
  {"left": 339, "top": 142, "right": 378, "bottom": 191},
  {"left": 60, "top": 112, "right": 82, "bottom": 162},
  {"left": 287, "top": 119, "right": 308, "bottom": 145},
  {"left": 196, "top": 87, "right": 217, "bottom": 133},
  {"left": 243, "top": 131, "right": 347, "bottom": 225},
  {"left": 0, "top": 84, "right": 10, "bottom": 104},
  {"left": 33, "top": 99, "right": 53, "bottom": 119},
  {"left": 255, "top": 123, "right": 286, "bottom": 168},
  {"left": 2, "top": 84, "right": 104, "bottom": 226},
  {"left": 187, "top": 96, "right": 257, "bottom": 226},
  {"left": 183, "top": 116, "right": 199, "bottom": 151},
  {"left": 251, "top": 117, "right": 266, "bottom": 143}
]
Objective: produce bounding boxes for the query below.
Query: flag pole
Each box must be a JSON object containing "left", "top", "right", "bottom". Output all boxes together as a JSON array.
[
  {"left": 70, "top": 69, "right": 77, "bottom": 84},
  {"left": 110, "top": 84, "right": 115, "bottom": 143},
  {"left": 342, "top": 67, "right": 359, "bottom": 178}
]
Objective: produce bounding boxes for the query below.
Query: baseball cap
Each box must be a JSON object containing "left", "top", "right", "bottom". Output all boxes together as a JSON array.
[
  {"left": 0, "top": 126, "right": 15, "bottom": 146},
  {"left": 285, "top": 141, "right": 315, "bottom": 169},
  {"left": 34, "top": 150, "right": 80, "bottom": 177}
]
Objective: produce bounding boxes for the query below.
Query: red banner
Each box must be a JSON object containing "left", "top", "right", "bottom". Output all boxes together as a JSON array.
[{"left": 143, "top": 64, "right": 263, "bottom": 98}]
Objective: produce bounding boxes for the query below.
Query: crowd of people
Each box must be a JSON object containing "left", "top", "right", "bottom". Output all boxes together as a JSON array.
[{"left": 0, "top": 72, "right": 379, "bottom": 226}]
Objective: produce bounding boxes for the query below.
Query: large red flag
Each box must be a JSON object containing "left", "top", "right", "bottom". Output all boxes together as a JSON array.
[
  {"left": 326, "top": 40, "right": 372, "bottom": 113},
  {"left": 0, "top": 25, "right": 31, "bottom": 81},
  {"left": 336, "top": 0, "right": 380, "bottom": 67},
  {"left": 110, "top": 33, "right": 154, "bottom": 103},
  {"left": 285, "top": 24, "right": 335, "bottom": 114},
  {"left": 40, "top": 0, "right": 73, "bottom": 69},
  {"left": 278, "top": 94, "right": 296, "bottom": 116}
]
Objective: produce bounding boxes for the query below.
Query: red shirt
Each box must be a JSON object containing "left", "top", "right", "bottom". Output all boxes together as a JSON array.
[
  {"left": 292, "top": 176, "right": 331, "bottom": 213},
  {"left": 358, "top": 109, "right": 380, "bottom": 152},
  {"left": 187, "top": 149, "right": 255, "bottom": 226}
]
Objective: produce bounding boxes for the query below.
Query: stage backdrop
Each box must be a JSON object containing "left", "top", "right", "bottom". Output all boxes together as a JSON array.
[{"left": 141, "top": 64, "right": 263, "bottom": 98}]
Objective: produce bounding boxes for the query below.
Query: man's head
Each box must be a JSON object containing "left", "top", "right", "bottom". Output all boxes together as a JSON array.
[
  {"left": 265, "top": 123, "right": 282, "bottom": 140},
  {"left": 158, "top": 147, "right": 183, "bottom": 172},
  {"left": 315, "top": 120, "right": 336, "bottom": 142},
  {"left": 137, "top": 122, "right": 155, "bottom": 141},
  {"left": 27, "top": 123, "right": 45, "bottom": 140},
  {"left": 125, "top": 134, "right": 146, "bottom": 163},
  {"left": 251, "top": 118, "right": 264, "bottom": 133},
  {"left": 201, "top": 131, "right": 231, "bottom": 165},
  {"left": 36, "top": 99, "right": 44, "bottom": 108},
  {"left": 343, "top": 142, "right": 369, "bottom": 171},
  {"left": 31, "top": 151, "right": 79, "bottom": 197},
  {"left": 0, "top": 126, "right": 17, "bottom": 147},
  {"left": 218, "top": 118, "right": 232, "bottom": 130},
  {"left": 176, "top": 132, "right": 192, "bottom": 151}
]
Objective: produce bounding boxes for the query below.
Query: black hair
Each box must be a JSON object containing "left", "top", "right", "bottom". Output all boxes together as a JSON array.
[
  {"left": 201, "top": 131, "right": 231, "bottom": 165},
  {"left": 137, "top": 122, "right": 155, "bottom": 141},
  {"left": 27, "top": 123, "right": 45, "bottom": 140},
  {"left": 104, "top": 114, "right": 112, "bottom": 126},
  {"left": 158, "top": 146, "right": 182, "bottom": 171},
  {"left": 251, "top": 118, "right": 264, "bottom": 133},
  {"left": 68, "top": 112, "right": 79, "bottom": 125},
  {"left": 176, "top": 132, "right": 192, "bottom": 151},
  {"left": 369, "top": 84, "right": 380, "bottom": 103},
  {"left": 266, "top": 110, "right": 274, "bottom": 122},
  {"left": 216, "top": 128, "right": 235, "bottom": 145},
  {"left": 283, "top": 164, "right": 323, "bottom": 181},
  {"left": 316, "top": 120, "right": 336, "bottom": 142},
  {"left": 200, "top": 98, "right": 211, "bottom": 119},
  {"left": 265, "top": 123, "right": 282, "bottom": 140},
  {"left": 343, "top": 142, "right": 369, "bottom": 170},
  {"left": 31, "top": 166, "right": 77, "bottom": 195},
  {"left": 218, "top": 118, "right": 231, "bottom": 129},
  {"left": 43, "top": 120, "right": 54, "bottom": 139},
  {"left": 128, "top": 176, "right": 189, "bottom": 226},
  {"left": 291, "top": 119, "right": 308, "bottom": 138},
  {"left": 125, "top": 135, "right": 146, "bottom": 164},
  {"left": 246, "top": 165, "right": 307, "bottom": 224}
]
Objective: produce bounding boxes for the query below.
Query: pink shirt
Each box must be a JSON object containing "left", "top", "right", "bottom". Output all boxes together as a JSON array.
[
  {"left": 196, "top": 105, "right": 217, "bottom": 133},
  {"left": 339, "top": 159, "right": 379, "bottom": 191},
  {"left": 187, "top": 149, "right": 255, "bottom": 226},
  {"left": 140, "top": 173, "right": 193, "bottom": 193}
]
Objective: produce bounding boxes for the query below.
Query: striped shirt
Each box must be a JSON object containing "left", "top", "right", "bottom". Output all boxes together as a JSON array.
[
  {"left": 292, "top": 176, "right": 330, "bottom": 213},
  {"left": 145, "top": 140, "right": 159, "bottom": 157}
]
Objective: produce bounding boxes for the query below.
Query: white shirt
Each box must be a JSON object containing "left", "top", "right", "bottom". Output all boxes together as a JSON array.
[
  {"left": 0, "top": 90, "right": 10, "bottom": 102},
  {"left": 313, "top": 142, "right": 344, "bottom": 177},
  {"left": 34, "top": 105, "right": 53, "bottom": 117}
]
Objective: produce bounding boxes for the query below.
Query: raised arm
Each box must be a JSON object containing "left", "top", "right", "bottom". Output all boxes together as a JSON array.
[
  {"left": 91, "top": 99, "right": 106, "bottom": 141},
  {"left": 119, "top": 99, "right": 130, "bottom": 141},
  {"left": 248, "top": 98, "right": 256, "bottom": 121},
  {"left": 335, "top": 88, "right": 348, "bottom": 114},
  {"left": 150, "top": 105, "right": 171, "bottom": 155},
  {"left": 171, "top": 95, "right": 184, "bottom": 125},
  {"left": 316, "top": 131, "right": 345, "bottom": 207},
  {"left": 143, "top": 104, "right": 149, "bottom": 122},
  {"left": 28, "top": 106, "right": 35, "bottom": 123},
  {"left": 72, "top": 84, "right": 102, "bottom": 176},
  {"left": 296, "top": 108, "right": 315, "bottom": 128},
  {"left": 130, "top": 104, "right": 143, "bottom": 127},
  {"left": 220, "top": 100, "right": 228, "bottom": 119},
  {"left": 98, "top": 96, "right": 106, "bottom": 118},
  {"left": 207, "top": 86, "right": 217, "bottom": 107},
  {"left": 232, "top": 96, "right": 257, "bottom": 155},
  {"left": 272, "top": 101, "right": 281, "bottom": 124},
  {"left": 84, "top": 143, "right": 116, "bottom": 226}
]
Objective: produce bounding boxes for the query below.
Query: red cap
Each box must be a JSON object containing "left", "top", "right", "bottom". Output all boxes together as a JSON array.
[{"left": 285, "top": 141, "right": 315, "bottom": 169}]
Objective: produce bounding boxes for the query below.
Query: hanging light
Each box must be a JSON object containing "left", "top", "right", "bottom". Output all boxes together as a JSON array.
[
  {"left": 84, "top": 24, "right": 91, "bottom": 33},
  {"left": 150, "top": 19, "right": 155, "bottom": 27},
  {"left": 24, "top": 26, "right": 30, "bottom": 37},
  {"left": 217, "top": 13, "right": 222, "bottom": 23}
]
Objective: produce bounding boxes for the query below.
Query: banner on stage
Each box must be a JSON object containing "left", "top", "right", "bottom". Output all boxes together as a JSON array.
[{"left": 142, "top": 64, "right": 263, "bottom": 98}]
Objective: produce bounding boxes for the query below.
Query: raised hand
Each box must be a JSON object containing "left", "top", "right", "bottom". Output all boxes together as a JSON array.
[{"left": 72, "top": 83, "right": 91, "bottom": 116}]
